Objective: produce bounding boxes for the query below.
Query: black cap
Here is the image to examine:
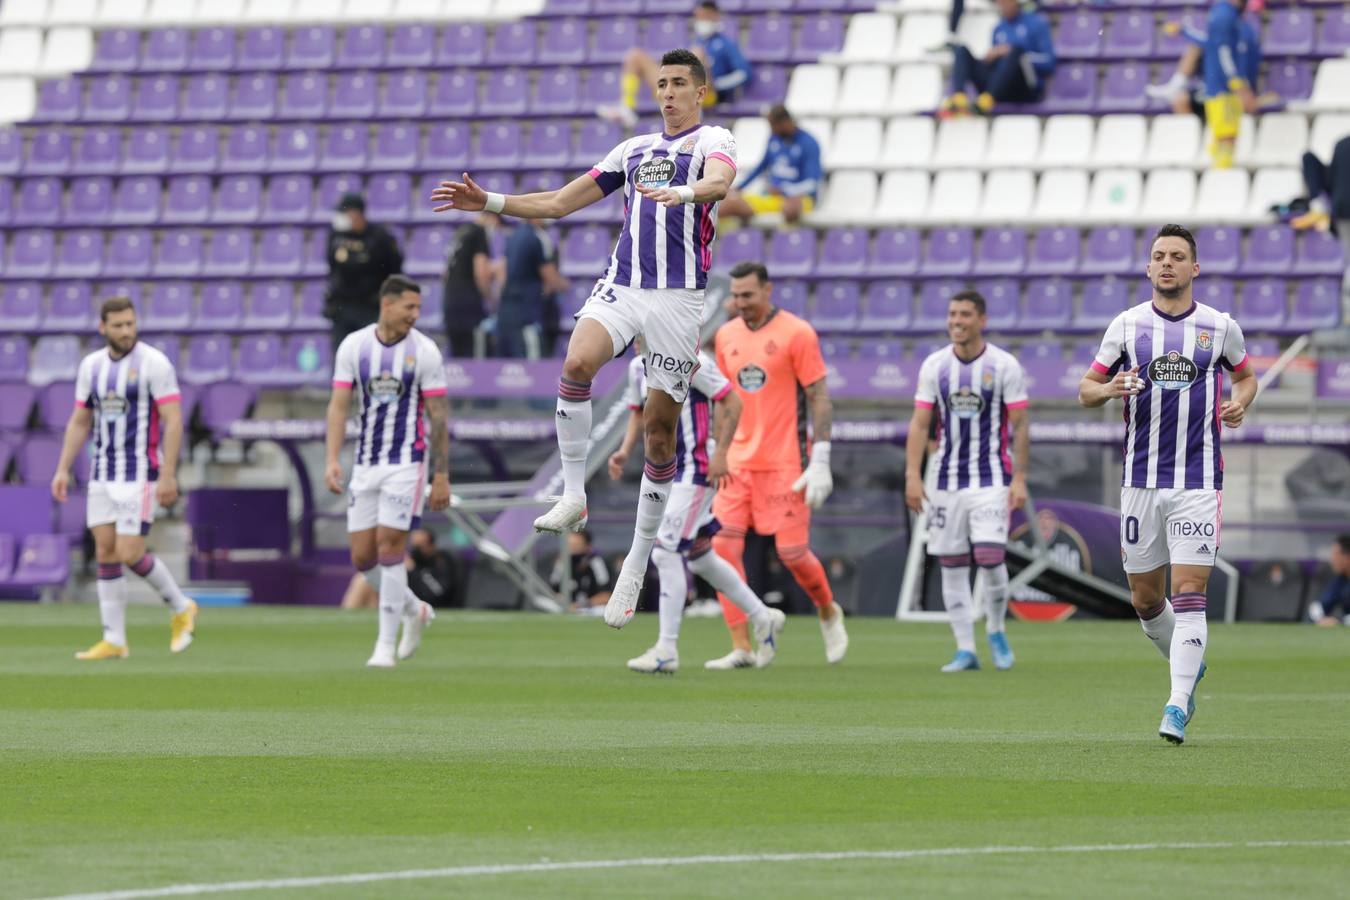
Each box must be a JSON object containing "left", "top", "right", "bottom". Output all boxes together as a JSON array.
[{"left": 336, "top": 192, "right": 365, "bottom": 212}]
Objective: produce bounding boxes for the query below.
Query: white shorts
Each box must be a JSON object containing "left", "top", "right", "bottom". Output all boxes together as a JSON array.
[
  {"left": 576, "top": 280, "right": 703, "bottom": 404},
  {"left": 347, "top": 462, "right": 426, "bottom": 533},
  {"left": 87, "top": 480, "right": 156, "bottom": 536},
  {"left": 928, "top": 485, "right": 1010, "bottom": 557},
  {"left": 1120, "top": 486, "right": 1220, "bottom": 573},
  {"left": 656, "top": 482, "right": 719, "bottom": 552}
]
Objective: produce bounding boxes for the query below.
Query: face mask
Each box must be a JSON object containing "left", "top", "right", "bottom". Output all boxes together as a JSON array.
[
  {"left": 332, "top": 212, "right": 353, "bottom": 232},
  {"left": 693, "top": 19, "right": 718, "bottom": 37}
]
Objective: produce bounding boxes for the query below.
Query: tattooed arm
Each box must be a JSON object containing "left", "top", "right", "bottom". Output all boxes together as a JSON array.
[{"left": 425, "top": 393, "right": 451, "bottom": 511}]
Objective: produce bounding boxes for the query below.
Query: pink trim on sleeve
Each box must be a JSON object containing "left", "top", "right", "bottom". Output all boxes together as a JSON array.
[
  {"left": 712, "top": 384, "right": 732, "bottom": 402},
  {"left": 74, "top": 400, "right": 86, "bottom": 408},
  {"left": 154, "top": 393, "right": 181, "bottom": 407},
  {"left": 332, "top": 380, "right": 353, "bottom": 389},
  {"left": 588, "top": 167, "right": 602, "bottom": 179},
  {"left": 422, "top": 388, "right": 448, "bottom": 397},
  {"left": 1005, "top": 400, "right": 1029, "bottom": 410},
  {"left": 707, "top": 152, "right": 737, "bottom": 172},
  {"left": 1089, "top": 361, "right": 1110, "bottom": 375},
  {"left": 914, "top": 400, "right": 934, "bottom": 409},
  {"left": 1232, "top": 353, "right": 1249, "bottom": 372}
]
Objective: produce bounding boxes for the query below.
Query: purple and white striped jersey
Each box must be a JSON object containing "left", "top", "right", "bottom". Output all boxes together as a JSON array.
[
  {"left": 625, "top": 350, "right": 732, "bottom": 486},
  {"left": 1091, "top": 301, "right": 1248, "bottom": 491},
  {"left": 333, "top": 325, "right": 447, "bottom": 467},
  {"left": 915, "top": 343, "right": 1029, "bottom": 492},
  {"left": 589, "top": 124, "right": 737, "bottom": 291},
  {"left": 75, "top": 342, "right": 180, "bottom": 483}
]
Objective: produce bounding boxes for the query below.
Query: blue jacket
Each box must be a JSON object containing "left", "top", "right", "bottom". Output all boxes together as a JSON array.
[
  {"left": 737, "top": 129, "right": 823, "bottom": 200},
  {"left": 992, "top": 11, "right": 1056, "bottom": 87},
  {"left": 695, "top": 31, "right": 753, "bottom": 95},
  {"left": 1199, "top": 0, "right": 1250, "bottom": 96},
  {"left": 1184, "top": 7, "right": 1261, "bottom": 93}
]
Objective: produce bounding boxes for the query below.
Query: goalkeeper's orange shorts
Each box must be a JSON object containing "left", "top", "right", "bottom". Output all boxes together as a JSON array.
[{"left": 713, "top": 468, "right": 811, "bottom": 545}]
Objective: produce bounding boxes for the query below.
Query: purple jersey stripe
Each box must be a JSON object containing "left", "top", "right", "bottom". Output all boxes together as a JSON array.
[
  {"left": 977, "top": 370, "right": 994, "bottom": 486},
  {"left": 121, "top": 355, "right": 141, "bottom": 482},
  {"left": 1211, "top": 368, "right": 1224, "bottom": 489},
  {"left": 637, "top": 156, "right": 661, "bottom": 289},
  {"left": 101, "top": 356, "right": 121, "bottom": 481},
  {"left": 356, "top": 341, "right": 372, "bottom": 464},
  {"left": 954, "top": 362, "right": 972, "bottom": 489},
  {"left": 936, "top": 363, "right": 954, "bottom": 491},
  {"left": 1128, "top": 331, "right": 1152, "bottom": 486},
  {"left": 1153, "top": 317, "right": 1186, "bottom": 488},
  {"left": 665, "top": 152, "right": 694, "bottom": 288},
  {"left": 368, "top": 343, "right": 394, "bottom": 464},
  {"left": 389, "top": 339, "right": 413, "bottom": 465},
  {"left": 1185, "top": 312, "right": 1217, "bottom": 488}
]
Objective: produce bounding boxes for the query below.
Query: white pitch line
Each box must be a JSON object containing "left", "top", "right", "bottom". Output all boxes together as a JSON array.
[{"left": 33, "top": 840, "right": 1350, "bottom": 900}]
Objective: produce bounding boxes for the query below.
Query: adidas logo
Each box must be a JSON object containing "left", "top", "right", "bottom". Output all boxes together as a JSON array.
[
  {"left": 642, "top": 491, "right": 664, "bottom": 503},
  {"left": 1196, "top": 544, "right": 1212, "bottom": 555},
  {"left": 556, "top": 409, "right": 570, "bottom": 419},
  {"left": 1182, "top": 637, "right": 1204, "bottom": 647}
]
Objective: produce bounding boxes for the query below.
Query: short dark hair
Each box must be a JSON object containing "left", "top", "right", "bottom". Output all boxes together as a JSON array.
[
  {"left": 1336, "top": 534, "right": 1350, "bottom": 555},
  {"left": 767, "top": 104, "right": 792, "bottom": 123},
  {"left": 660, "top": 48, "right": 707, "bottom": 86},
  {"left": 728, "top": 261, "right": 769, "bottom": 284},
  {"left": 950, "top": 289, "right": 986, "bottom": 316},
  {"left": 100, "top": 296, "right": 135, "bottom": 321},
  {"left": 380, "top": 274, "right": 421, "bottom": 299},
  {"left": 1153, "top": 223, "right": 1198, "bottom": 263},
  {"left": 697, "top": 0, "right": 719, "bottom": 10}
]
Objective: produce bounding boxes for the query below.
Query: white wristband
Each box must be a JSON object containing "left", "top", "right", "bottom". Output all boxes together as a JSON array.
[
  {"left": 809, "top": 441, "right": 831, "bottom": 469},
  {"left": 484, "top": 192, "right": 506, "bottom": 214},
  {"left": 673, "top": 185, "right": 695, "bottom": 204}
]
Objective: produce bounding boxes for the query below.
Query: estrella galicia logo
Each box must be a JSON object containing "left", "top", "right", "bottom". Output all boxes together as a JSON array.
[
  {"left": 635, "top": 157, "right": 677, "bottom": 190},
  {"left": 99, "top": 393, "right": 128, "bottom": 420},
  {"left": 367, "top": 371, "right": 404, "bottom": 404},
  {"left": 737, "top": 363, "right": 768, "bottom": 392},
  {"left": 1147, "top": 351, "right": 1199, "bottom": 390},
  {"left": 947, "top": 387, "right": 985, "bottom": 419}
]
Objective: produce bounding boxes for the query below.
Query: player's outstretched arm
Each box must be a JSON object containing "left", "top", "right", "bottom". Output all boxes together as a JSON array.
[
  {"left": 1220, "top": 363, "right": 1257, "bottom": 428},
  {"left": 431, "top": 171, "right": 604, "bottom": 220},
  {"left": 904, "top": 404, "right": 932, "bottom": 514},
  {"left": 425, "top": 394, "right": 452, "bottom": 511},
  {"left": 51, "top": 406, "right": 93, "bottom": 503},
  {"left": 708, "top": 390, "right": 743, "bottom": 489},
  {"left": 1078, "top": 366, "right": 1143, "bottom": 408},
  {"left": 636, "top": 158, "right": 736, "bottom": 208},
  {"left": 324, "top": 387, "right": 352, "bottom": 494},
  {"left": 156, "top": 400, "right": 183, "bottom": 507}
]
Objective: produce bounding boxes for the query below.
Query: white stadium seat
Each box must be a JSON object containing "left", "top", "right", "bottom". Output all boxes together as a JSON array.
[
  {"left": 885, "top": 64, "right": 942, "bottom": 115},
  {"left": 0, "top": 76, "right": 37, "bottom": 123},
  {"left": 391, "top": 0, "right": 444, "bottom": 19},
  {"left": 491, "top": 0, "right": 546, "bottom": 17},
  {"left": 926, "top": 169, "right": 982, "bottom": 222},
  {"left": 50, "top": 0, "right": 97, "bottom": 25},
  {"left": 894, "top": 14, "right": 947, "bottom": 62},
  {"left": 0, "top": 28, "right": 44, "bottom": 75},
  {"left": 145, "top": 0, "right": 199, "bottom": 23},
  {"left": 731, "top": 117, "right": 770, "bottom": 179},
  {"left": 1305, "top": 60, "right": 1350, "bottom": 112},
  {"left": 1193, "top": 168, "right": 1250, "bottom": 220},
  {"left": 957, "top": 12, "right": 997, "bottom": 58},
  {"left": 880, "top": 116, "right": 934, "bottom": 168},
  {"left": 836, "top": 63, "right": 891, "bottom": 115},
  {"left": 798, "top": 117, "right": 835, "bottom": 162},
  {"left": 1038, "top": 116, "right": 1094, "bottom": 168},
  {"left": 785, "top": 64, "right": 839, "bottom": 117},
  {"left": 1143, "top": 115, "right": 1202, "bottom": 168},
  {"left": 1031, "top": 170, "right": 1088, "bottom": 221},
  {"left": 0, "top": 0, "right": 50, "bottom": 25},
  {"left": 1248, "top": 113, "right": 1309, "bottom": 168},
  {"left": 292, "top": 0, "right": 342, "bottom": 20},
  {"left": 979, "top": 169, "right": 1035, "bottom": 221},
  {"left": 1137, "top": 169, "right": 1197, "bottom": 224},
  {"left": 37, "top": 26, "right": 92, "bottom": 75},
  {"left": 828, "top": 117, "right": 883, "bottom": 169},
  {"left": 931, "top": 117, "right": 988, "bottom": 169},
  {"left": 342, "top": 0, "right": 394, "bottom": 19},
  {"left": 835, "top": 12, "right": 896, "bottom": 63},
  {"left": 95, "top": 0, "right": 149, "bottom": 25},
  {"left": 1310, "top": 114, "right": 1350, "bottom": 163},
  {"left": 874, "top": 170, "right": 930, "bottom": 224},
  {"left": 243, "top": 0, "right": 297, "bottom": 21},
  {"left": 1085, "top": 169, "right": 1142, "bottom": 220},
  {"left": 1091, "top": 115, "right": 1148, "bottom": 168},
  {"left": 985, "top": 115, "right": 1040, "bottom": 168},
  {"left": 815, "top": 171, "right": 879, "bottom": 225},
  {"left": 1199, "top": 115, "right": 1255, "bottom": 167},
  {"left": 1246, "top": 168, "right": 1302, "bottom": 219}
]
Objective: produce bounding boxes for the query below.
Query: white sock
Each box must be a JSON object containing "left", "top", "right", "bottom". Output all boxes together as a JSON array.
[
  {"left": 376, "top": 560, "right": 406, "bottom": 647},
  {"left": 362, "top": 564, "right": 420, "bottom": 613},
  {"left": 982, "top": 563, "right": 1010, "bottom": 634},
  {"left": 97, "top": 564, "right": 128, "bottom": 647},
  {"left": 1168, "top": 594, "right": 1207, "bottom": 708},
  {"left": 651, "top": 545, "right": 686, "bottom": 652},
  {"left": 556, "top": 378, "right": 592, "bottom": 499},
  {"left": 620, "top": 458, "right": 675, "bottom": 581},
  {"left": 1138, "top": 598, "right": 1175, "bottom": 660},
  {"left": 940, "top": 562, "right": 977, "bottom": 653},
  {"left": 688, "top": 546, "right": 769, "bottom": 623},
  {"left": 131, "top": 554, "right": 191, "bottom": 613}
]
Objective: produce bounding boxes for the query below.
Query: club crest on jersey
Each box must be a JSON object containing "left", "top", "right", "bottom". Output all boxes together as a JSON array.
[
  {"left": 948, "top": 387, "right": 985, "bottom": 418},
  {"left": 368, "top": 371, "right": 404, "bottom": 404},
  {"left": 678, "top": 136, "right": 696, "bottom": 154},
  {"left": 737, "top": 363, "right": 767, "bottom": 393},
  {"left": 1147, "top": 351, "right": 1199, "bottom": 390},
  {"left": 127, "top": 368, "right": 139, "bottom": 384},
  {"left": 404, "top": 354, "right": 416, "bottom": 371},
  {"left": 764, "top": 340, "right": 778, "bottom": 356},
  {"left": 1196, "top": 331, "right": 1213, "bottom": 351},
  {"left": 981, "top": 370, "right": 995, "bottom": 389},
  {"left": 636, "top": 157, "right": 677, "bottom": 190}
]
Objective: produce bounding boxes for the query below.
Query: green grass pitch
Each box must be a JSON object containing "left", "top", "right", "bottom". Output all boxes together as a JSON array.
[{"left": 2, "top": 604, "right": 1348, "bottom": 899}]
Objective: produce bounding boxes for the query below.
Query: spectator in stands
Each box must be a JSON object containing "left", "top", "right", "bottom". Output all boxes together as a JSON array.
[
  {"left": 408, "top": 527, "right": 462, "bottom": 608},
  {"left": 1292, "top": 136, "right": 1350, "bottom": 252},
  {"left": 598, "top": 1, "right": 752, "bottom": 129},
  {"left": 938, "top": 0, "right": 1056, "bottom": 119},
  {"left": 550, "top": 530, "right": 614, "bottom": 612},
  {"left": 325, "top": 193, "right": 404, "bottom": 354},
  {"left": 720, "top": 106, "right": 822, "bottom": 226},
  {"left": 1309, "top": 534, "right": 1350, "bottom": 627},
  {"left": 496, "top": 218, "right": 568, "bottom": 359},
  {"left": 443, "top": 211, "right": 501, "bottom": 359}
]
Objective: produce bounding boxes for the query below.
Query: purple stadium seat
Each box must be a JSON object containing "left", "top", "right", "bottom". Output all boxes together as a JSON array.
[
  {"left": 142, "top": 282, "right": 194, "bottom": 333},
  {"left": 0, "top": 382, "right": 36, "bottom": 431},
  {"left": 438, "top": 23, "right": 487, "bottom": 68},
  {"left": 580, "top": 68, "right": 621, "bottom": 113},
  {"left": 1195, "top": 278, "right": 1236, "bottom": 315},
  {"left": 570, "top": 188, "right": 622, "bottom": 225},
  {"left": 0, "top": 130, "right": 20, "bottom": 175},
  {"left": 32, "top": 77, "right": 81, "bottom": 124},
  {"left": 1041, "top": 63, "right": 1096, "bottom": 113},
  {"left": 1075, "top": 277, "right": 1131, "bottom": 331},
  {"left": 183, "top": 334, "right": 233, "bottom": 385},
  {"left": 181, "top": 74, "right": 228, "bottom": 122},
  {"left": 338, "top": 24, "right": 387, "bottom": 69},
  {"left": 554, "top": 225, "right": 612, "bottom": 278},
  {"left": 1263, "top": 8, "right": 1314, "bottom": 56},
  {"left": 767, "top": 230, "right": 817, "bottom": 278},
  {"left": 63, "top": 177, "right": 113, "bottom": 226},
  {"left": 595, "top": 0, "right": 641, "bottom": 14},
  {"left": 236, "top": 336, "right": 282, "bottom": 382},
  {"left": 254, "top": 228, "right": 306, "bottom": 277},
  {"left": 269, "top": 124, "right": 318, "bottom": 173},
  {"left": 37, "top": 380, "right": 75, "bottom": 429},
  {"left": 0, "top": 177, "right": 10, "bottom": 226},
  {"left": 381, "top": 71, "right": 428, "bottom": 118},
  {"left": 1102, "top": 12, "right": 1153, "bottom": 59},
  {"left": 231, "top": 73, "right": 279, "bottom": 120},
  {"left": 44, "top": 284, "right": 94, "bottom": 334},
  {"left": 794, "top": 14, "right": 844, "bottom": 60},
  {"left": 1029, "top": 227, "right": 1081, "bottom": 275},
  {"left": 972, "top": 226, "right": 1028, "bottom": 276},
  {"left": 172, "top": 125, "right": 220, "bottom": 173},
  {"left": 590, "top": 19, "right": 640, "bottom": 64},
  {"left": 263, "top": 175, "right": 313, "bottom": 224},
  {"left": 738, "top": 64, "right": 788, "bottom": 113},
  {"left": 818, "top": 338, "right": 848, "bottom": 359},
  {"left": 1239, "top": 279, "right": 1287, "bottom": 331},
  {"left": 1296, "top": 231, "right": 1346, "bottom": 276},
  {"left": 1101, "top": 63, "right": 1151, "bottom": 112},
  {"left": 921, "top": 228, "right": 976, "bottom": 277},
  {"left": 366, "top": 174, "right": 411, "bottom": 221},
  {"left": 284, "top": 334, "right": 332, "bottom": 386},
  {"left": 197, "top": 282, "right": 245, "bottom": 332},
  {"left": 772, "top": 280, "right": 809, "bottom": 318},
  {"left": 640, "top": 17, "right": 690, "bottom": 55},
  {"left": 1264, "top": 61, "right": 1312, "bottom": 102},
  {"left": 221, "top": 124, "right": 268, "bottom": 174},
  {"left": 745, "top": 15, "right": 791, "bottom": 63},
  {"left": 1156, "top": 11, "right": 1204, "bottom": 59},
  {"left": 56, "top": 230, "right": 104, "bottom": 279},
  {"left": 389, "top": 24, "right": 434, "bottom": 68},
  {"left": 330, "top": 72, "right": 376, "bottom": 120},
  {"left": 143, "top": 28, "right": 189, "bottom": 71},
  {"left": 0, "top": 336, "right": 29, "bottom": 381},
  {"left": 105, "top": 228, "right": 153, "bottom": 276},
  {"left": 546, "top": 0, "right": 592, "bottom": 13},
  {"left": 538, "top": 19, "right": 587, "bottom": 66},
  {"left": 912, "top": 280, "right": 967, "bottom": 332},
  {"left": 865, "top": 228, "right": 920, "bottom": 277},
  {"left": 1019, "top": 339, "right": 1062, "bottom": 361},
  {"left": 85, "top": 76, "right": 134, "bottom": 123},
  {"left": 1315, "top": 8, "right": 1350, "bottom": 57},
  {"left": 110, "top": 174, "right": 162, "bottom": 226},
  {"left": 198, "top": 382, "right": 255, "bottom": 433},
  {"left": 1020, "top": 278, "right": 1073, "bottom": 330},
  {"left": 483, "top": 69, "right": 529, "bottom": 117},
  {"left": 813, "top": 282, "right": 861, "bottom": 331},
  {"left": 25, "top": 132, "right": 71, "bottom": 176},
  {"left": 7, "top": 230, "right": 55, "bottom": 278},
  {"left": 429, "top": 69, "right": 477, "bottom": 118},
  {"left": 288, "top": 26, "right": 337, "bottom": 70},
  {"left": 315, "top": 124, "right": 365, "bottom": 173},
  {"left": 92, "top": 28, "right": 139, "bottom": 72},
  {"left": 522, "top": 120, "right": 572, "bottom": 169},
  {"left": 316, "top": 173, "right": 363, "bottom": 217},
  {"left": 1055, "top": 10, "right": 1103, "bottom": 59},
  {"left": 161, "top": 175, "right": 211, "bottom": 225},
  {"left": 74, "top": 127, "right": 121, "bottom": 175},
  {"left": 1079, "top": 226, "right": 1135, "bottom": 276},
  {"left": 191, "top": 27, "right": 236, "bottom": 71},
  {"left": 279, "top": 72, "right": 328, "bottom": 119},
  {"left": 975, "top": 278, "right": 1020, "bottom": 331},
  {"left": 15, "top": 434, "right": 60, "bottom": 483},
  {"left": 472, "top": 121, "right": 523, "bottom": 169},
  {"left": 404, "top": 227, "right": 451, "bottom": 276},
  {"left": 715, "top": 229, "right": 764, "bottom": 271},
  {"left": 294, "top": 282, "right": 327, "bottom": 330},
  {"left": 1295, "top": 280, "right": 1341, "bottom": 330},
  {"left": 572, "top": 120, "right": 623, "bottom": 168},
  {"left": 10, "top": 534, "right": 71, "bottom": 588},
  {"left": 29, "top": 336, "right": 82, "bottom": 385},
  {"left": 370, "top": 123, "right": 417, "bottom": 172},
  {"left": 1194, "top": 226, "right": 1240, "bottom": 275},
  {"left": 153, "top": 230, "right": 204, "bottom": 277},
  {"left": 0, "top": 282, "right": 41, "bottom": 332},
  {"left": 533, "top": 68, "right": 583, "bottom": 116},
  {"left": 215, "top": 175, "right": 263, "bottom": 224},
  {"left": 239, "top": 27, "right": 284, "bottom": 70},
  {"left": 489, "top": 21, "right": 536, "bottom": 66},
  {"left": 410, "top": 173, "right": 447, "bottom": 223},
  {"left": 1243, "top": 225, "right": 1295, "bottom": 276},
  {"left": 814, "top": 228, "right": 868, "bottom": 278},
  {"left": 204, "top": 228, "right": 254, "bottom": 278},
  {"left": 301, "top": 228, "right": 328, "bottom": 275},
  {"left": 15, "top": 177, "right": 61, "bottom": 226},
  {"left": 248, "top": 281, "right": 296, "bottom": 330}
]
